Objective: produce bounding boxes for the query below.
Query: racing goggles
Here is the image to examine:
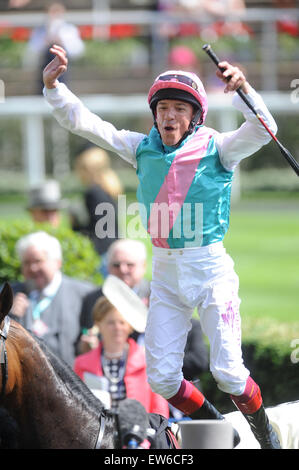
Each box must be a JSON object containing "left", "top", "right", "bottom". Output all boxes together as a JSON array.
[{"left": 158, "top": 74, "right": 199, "bottom": 91}]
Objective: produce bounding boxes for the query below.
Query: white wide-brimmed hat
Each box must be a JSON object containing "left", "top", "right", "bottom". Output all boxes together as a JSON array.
[{"left": 102, "top": 275, "right": 148, "bottom": 333}]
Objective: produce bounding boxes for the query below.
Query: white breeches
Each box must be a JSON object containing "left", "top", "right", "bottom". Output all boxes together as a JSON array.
[{"left": 145, "top": 242, "right": 249, "bottom": 400}]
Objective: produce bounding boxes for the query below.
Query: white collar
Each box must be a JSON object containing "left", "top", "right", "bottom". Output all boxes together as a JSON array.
[{"left": 41, "top": 271, "right": 62, "bottom": 298}]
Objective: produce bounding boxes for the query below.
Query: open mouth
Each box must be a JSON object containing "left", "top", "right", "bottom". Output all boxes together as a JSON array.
[{"left": 164, "top": 126, "right": 175, "bottom": 131}]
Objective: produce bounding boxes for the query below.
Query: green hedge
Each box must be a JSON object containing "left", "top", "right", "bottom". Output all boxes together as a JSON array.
[{"left": 0, "top": 219, "right": 102, "bottom": 285}]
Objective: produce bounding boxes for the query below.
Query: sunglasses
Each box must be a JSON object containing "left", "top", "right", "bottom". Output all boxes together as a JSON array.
[
  {"left": 111, "top": 262, "right": 136, "bottom": 269},
  {"left": 158, "top": 74, "right": 198, "bottom": 91}
]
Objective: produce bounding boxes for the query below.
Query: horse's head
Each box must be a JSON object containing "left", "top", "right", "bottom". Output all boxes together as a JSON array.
[{"left": 0, "top": 283, "right": 13, "bottom": 326}]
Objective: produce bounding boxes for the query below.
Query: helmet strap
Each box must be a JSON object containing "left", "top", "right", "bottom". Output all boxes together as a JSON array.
[
  {"left": 172, "top": 107, "right": 203, "bottom": 147},
  {"left": 190, "top": 107, "right": 203, "bottom": 129}
]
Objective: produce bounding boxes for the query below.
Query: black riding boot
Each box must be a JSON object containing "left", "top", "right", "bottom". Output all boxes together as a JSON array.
[
  {"left": 242, "top": 405, "right": 281, "bottom": 449},
  {"left": 190, "top": 398, "right": 241, "bottom": 447}
]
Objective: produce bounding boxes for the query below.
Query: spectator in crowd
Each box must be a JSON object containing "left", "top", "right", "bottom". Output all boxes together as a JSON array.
[
  {"left": 74, "top": 295, "right": 169, "bottom": 417},
  {"left": 201, "top": 0, "right": 246, "bottom": 17},
  {"left": 199, "top": 0, "right": 248, "bottom": 45},
  {"left": 10, "top": 231, "right": 95, "bottom": 366},
  {"left": 70, "top": 146, "right": 123, "bottom": 276},
  {"left": 158, "top": 0, "right": 245, "bottom": 16},
  {"left": 158, "top": 0, "right": 248, "bottom": 45},
  {"left": 79, "top": 238, "right": 150, "bottom": 352},
  {"left": 168, "top": 46, "right": 204, "bottom": 94},
  {"left": 26, "top": 179, "right": 63, "bottom": 228},
  {"left": 24, "top": 2, "right": 84, "bottom": 93},
  {"left": 8, "top": 0, "right": 32, "bottom": 7},
  {"left": 168, "top": 45, "right": 198, "bottom": 72}
]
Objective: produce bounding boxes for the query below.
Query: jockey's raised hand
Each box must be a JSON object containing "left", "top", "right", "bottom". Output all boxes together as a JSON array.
[
  {"left": 216, "top": 61, "right": 250, "bottom": 94},
  {"left": 43, "top": 44, "right": 68, "bottom": 89}
]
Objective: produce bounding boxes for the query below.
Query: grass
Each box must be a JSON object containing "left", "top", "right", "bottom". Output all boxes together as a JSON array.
[
  {"left": 225, "top": 210, "right": 299, "bottom": 318},
  {"left": 223, "top": 203, "right": 299, "bottom": 345}
]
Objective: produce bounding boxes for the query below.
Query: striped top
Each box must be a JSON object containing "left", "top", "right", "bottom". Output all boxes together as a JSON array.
[{"left": 136, "top": 125, "right": 233, "bottom": 248}]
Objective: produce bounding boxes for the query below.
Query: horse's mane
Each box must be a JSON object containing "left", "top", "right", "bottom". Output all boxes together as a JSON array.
[
  {"left": 8, "top": 320, "right": 114, "bottom": 420},
  {"left": 29, "top": 330, "right": 108, "bottom": 418}
]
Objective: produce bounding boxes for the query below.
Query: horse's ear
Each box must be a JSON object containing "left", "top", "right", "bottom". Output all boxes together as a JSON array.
[{"left": 0, "top": 282, "right": 14, "bottom": 323}]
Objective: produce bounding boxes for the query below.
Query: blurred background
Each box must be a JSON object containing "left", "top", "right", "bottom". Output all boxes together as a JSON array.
[
  {"left": 0, "top": 1, "right": 298, "bottom": 408},
  {"left": 1, "top": 0, "right": 299, "bottom": 191}
]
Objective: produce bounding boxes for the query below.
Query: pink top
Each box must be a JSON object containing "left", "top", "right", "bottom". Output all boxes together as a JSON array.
[{"left": 74, "top": 338, "right": 169, "bottom": 418}]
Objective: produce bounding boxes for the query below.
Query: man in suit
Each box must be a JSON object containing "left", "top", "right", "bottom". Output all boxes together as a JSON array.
[
  {"left": 10, "top": 231, "right": 95, "bottom": 366},
  {"left": 80, "top": 239, "right": 151, "bottom": 334}
]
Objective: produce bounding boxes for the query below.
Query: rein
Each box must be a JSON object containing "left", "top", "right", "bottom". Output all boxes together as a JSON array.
[
  {"left": 94, "top": 412, "right": 107, "bottom": 449},
  {"left": 0, "top": 316, "right": 10, "bottom": 400}
]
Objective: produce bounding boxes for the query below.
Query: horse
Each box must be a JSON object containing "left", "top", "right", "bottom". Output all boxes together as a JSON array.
[{"left": 0, "top": 282, "right": 177, "bottom": 449}]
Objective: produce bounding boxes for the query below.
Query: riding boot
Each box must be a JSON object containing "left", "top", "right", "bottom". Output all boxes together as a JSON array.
[
  {"left": 230, "top": 377, "right": 281, "bottom": 449},
  {"left": 167, "top": 379, "right": 241, "bottom": 448},
  {"left": 189, "top": 397, "right": 226, "bottom": 420},
  {"left": 190, "top": 398, "right": 241, "bottom": 447},
  {"left": 241, "top": 405, "right": 281, "bottom": 449}
]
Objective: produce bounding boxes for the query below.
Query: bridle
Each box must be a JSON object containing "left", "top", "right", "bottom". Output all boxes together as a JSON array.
[{"left": 0, "top": 316, "right": 10, "bottom": 400}]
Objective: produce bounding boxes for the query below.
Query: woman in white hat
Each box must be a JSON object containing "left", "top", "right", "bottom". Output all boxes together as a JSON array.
[{"left": 74, "top": 295, "right": 169, "bottom": 418}]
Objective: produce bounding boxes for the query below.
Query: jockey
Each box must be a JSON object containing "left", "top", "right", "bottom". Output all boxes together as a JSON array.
[
  {"left": 148, "top": 70, "right": 208, "bottom": 145},
  {"left": 43, "top": 45, "right": 281, "bottom": 448}
]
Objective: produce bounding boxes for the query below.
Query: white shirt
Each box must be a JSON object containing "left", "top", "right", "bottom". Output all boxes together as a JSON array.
[{"left": 43, "top": 82, "right": 277, "bottom": 172}]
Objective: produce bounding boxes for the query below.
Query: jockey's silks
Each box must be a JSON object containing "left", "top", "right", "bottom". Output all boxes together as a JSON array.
[
  {"left": 231, "top": 377, "right": 263, "bottom": 415},
  {"left": 167, "top": 379, "right": 205, "bottom": 416},
  {"left": 136, "top": 126, "right": 234, "bottom": 249}
]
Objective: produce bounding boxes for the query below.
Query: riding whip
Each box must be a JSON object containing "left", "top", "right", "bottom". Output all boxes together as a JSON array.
[{"left": 202, "top": 44, "right": 299, "bottom": 177}]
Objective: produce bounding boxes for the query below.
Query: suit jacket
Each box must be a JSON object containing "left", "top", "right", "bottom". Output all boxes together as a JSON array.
[
  {"left": 74, "top": 338, "right": 169, "bottom": 418},
  {"left": 11, "top": 275, "right": 95, "bottom": 366}
]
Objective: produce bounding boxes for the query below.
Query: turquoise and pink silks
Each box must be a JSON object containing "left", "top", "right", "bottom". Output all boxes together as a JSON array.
[{"left": 136, "top": 125, "right": 234, "bottom": 249}]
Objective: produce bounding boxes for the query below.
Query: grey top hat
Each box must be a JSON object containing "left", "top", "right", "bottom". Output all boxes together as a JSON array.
[{"left": 27, "top": 180, "right": 63, "bottom": 210}]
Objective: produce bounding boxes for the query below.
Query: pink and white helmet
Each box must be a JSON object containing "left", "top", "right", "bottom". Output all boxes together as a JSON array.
[{"left": 148, "top": 70, "right": 208, "bottom": 124}]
